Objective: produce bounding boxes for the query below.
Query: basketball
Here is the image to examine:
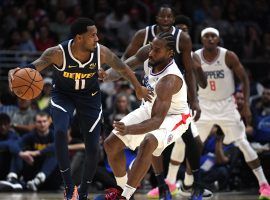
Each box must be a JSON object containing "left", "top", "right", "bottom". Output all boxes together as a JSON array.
[{"left": 12, "top": 68, "right": 44, "bottom": 100}]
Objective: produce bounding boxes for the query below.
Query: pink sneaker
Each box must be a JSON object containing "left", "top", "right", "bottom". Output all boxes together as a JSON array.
[
  {"left": 147, "top": 179, "right": 178, "bottom": 199},
  {"left": 259, "top": 183, "right": 270, "bottom": 200}
]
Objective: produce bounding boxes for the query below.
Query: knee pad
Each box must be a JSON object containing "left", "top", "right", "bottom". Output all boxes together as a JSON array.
[
  {"left": 171, "top": 139, "right": 185, "bottom": 163},
  {"left": 235, "top": 138, "right": 258, "bottom": 162}
]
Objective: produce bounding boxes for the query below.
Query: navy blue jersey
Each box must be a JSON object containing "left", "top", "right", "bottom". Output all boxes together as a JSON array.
[
  {"left": 52, "top": 40, "right": 101, "bottom": 94},
  {"left": 143, "top": 25, "right": 184, "bottom": 73}
]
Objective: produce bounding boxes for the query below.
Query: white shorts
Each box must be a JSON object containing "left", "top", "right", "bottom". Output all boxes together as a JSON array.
[
  {"left": 113, "top": 105, "right": 192, "bottom": 156},
  {"left": 175, "top": 119, "right": 199, "bottom": 143},
  {"left": 195, "top": 96, "right": 246, "bottom": 144}
]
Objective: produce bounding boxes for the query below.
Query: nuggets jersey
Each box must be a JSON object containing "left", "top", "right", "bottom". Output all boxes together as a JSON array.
[
  {"left": 196, "top": 47, "right": 235, "bottom": 101},
  {"left": 142, "top": 59, "right": 189, "bottom": 115},
  {"left": 52, "top": 39, "right": 100, "bottom": 94}
]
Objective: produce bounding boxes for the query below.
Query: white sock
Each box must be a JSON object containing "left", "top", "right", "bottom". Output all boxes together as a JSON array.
[
  {"left": 184, "top": 172, "right": 194, "bottom": 186},
  {"left": 115, "top": 174, "right": 128, "bottom": 189},
  {"left": 253, "top": 166, "right": 268, "bottom": 186},
  {"left": 166, "top": 163, "right": 180, "bottom": 184},
  {"left": 122, "top": 184, "right": 136, "bottom": 200}
]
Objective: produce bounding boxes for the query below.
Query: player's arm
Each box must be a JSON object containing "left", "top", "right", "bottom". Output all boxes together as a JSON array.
[
  {"left": 179, "top": 32, "right": 201, "bottom": 121},
  {"left": 121, "top": 29, "right": 146, "bottom": 60},
  {"left": 104, "top": 44, "right": 150, "bottom": 82},
  {"left": 226, "top": 50, "right": 251, "bottom": 124},
  {"left": 114, "top": 75, "right": 182, "bottom": 135},
  {"left": 8, "top": 46, "right": 63, "bottom": 91},
  {"left": 100, "top": 45, "right": 152, "bottom": 101},
  {"left": 192, "top": 53, "right": 207, "bottom": 88}
]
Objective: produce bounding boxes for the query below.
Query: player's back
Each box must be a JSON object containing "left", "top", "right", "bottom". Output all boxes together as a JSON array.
[{"left": 52, "top": 39, "right": 101, "bottom": 94}]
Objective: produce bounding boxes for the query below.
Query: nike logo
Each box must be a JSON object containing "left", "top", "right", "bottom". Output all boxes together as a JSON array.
[
  {"left": 91, "top": 91, "right": 98, "bottom": 96},
  {"left": 68, "top": 65, "right": 77, "bottom": 68}
]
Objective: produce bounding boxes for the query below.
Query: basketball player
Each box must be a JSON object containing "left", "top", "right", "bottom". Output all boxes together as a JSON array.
[
  {"left": 99, "top": 32, "right": 193, "bottom": 200},
  {"left": 8, "top": 18, "right": 152, "bottom": 200},
  {"left": 122, "top": 4, "right": 200, "bottom": 121},
  {"left": 194, "top": 27, "right": 270, "bottom": 199},
  {"left": 147, "top": 15, "right": 213, "bottom": 200}
]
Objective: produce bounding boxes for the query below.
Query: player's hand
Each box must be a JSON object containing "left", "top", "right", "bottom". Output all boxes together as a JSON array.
[
  {"left": 240, "top": 103, "right": 252, "bottom": 125},
  {"left": 190, "top": 100, "right": 201, "bottom": 121},
  {"left": 98, "top": 68, "right": 108, "bottom": 81},
  {"left": 8, "top": 67, "right": 20, "bottom": 92},
  {"left": 28, "top": 150, "right": 41, "bottom": 157},
  {"left": 113, "top": 121, "right": 129, "bottom": 135},
  {"left": 135, "top": 86, "right": 154, "bottom": 102}
]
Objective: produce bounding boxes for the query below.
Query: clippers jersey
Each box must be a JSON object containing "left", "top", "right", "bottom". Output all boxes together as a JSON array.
[
  {"left": 196, "top": 47, "right": 235, "bottom": 101},
  {"left": 142, "top": 59, "right": 189, "bottom": 115},
  {"left": 52, "top": 39, "right": 101, "bottom": 94},
  {"left": 143, "top": 25, "right": 184, "bottom": 73}
]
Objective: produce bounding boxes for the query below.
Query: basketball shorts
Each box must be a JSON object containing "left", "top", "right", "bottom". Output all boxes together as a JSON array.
[
  {"left": 113, "top": 105, "right": 192, "bottom": 156},
  {"left": 195, "top": 95, "right": 246, "bottom": 144}
]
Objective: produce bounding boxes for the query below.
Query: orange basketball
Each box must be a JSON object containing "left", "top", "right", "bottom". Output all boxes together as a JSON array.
[{"left": 12, "top": 68, "right": 44, "bottom": 100}]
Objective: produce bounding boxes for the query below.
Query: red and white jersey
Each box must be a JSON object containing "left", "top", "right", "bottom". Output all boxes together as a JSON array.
[
  {"left": 142, "top": 59, "right": 189, "bottom": 115},
  {"left": 195, "top": 47, "right": 235, "bottom": 101}
]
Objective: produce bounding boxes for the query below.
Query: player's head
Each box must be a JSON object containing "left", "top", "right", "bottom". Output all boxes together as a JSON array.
[
  {"left": 175, "top": 15, "right": 192, "bottom": 33},
  {"left": 149, "top": 32, "right": 175, "bottom": 68},
  {"left": 70, "top": 18, "right": 99, "bottom": 52},
  {"left": 201, "top": 27, "right": 220, "bottom": 50},
  {"left": 0, "top": 113, "right": 11, "bottom": 136},
  {"left": 156, "top": 4, "right": 175, "bottom": 32}
]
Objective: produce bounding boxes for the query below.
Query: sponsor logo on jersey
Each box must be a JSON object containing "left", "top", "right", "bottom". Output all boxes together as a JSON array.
[
  {"left": 143, "top": 76, "right": 154, "bottom": 91},
  {"left": 89, "top": 63, "right": 97, "bottom": 69}
]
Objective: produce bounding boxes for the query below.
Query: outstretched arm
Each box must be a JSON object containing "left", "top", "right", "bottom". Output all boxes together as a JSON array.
[
  {"left": 100, "top": 45, "right": 151, "bottom": 101},
  {"left": 114, "top": 75, "right": 182, "bottom": 135},
  {"left": 104, "top": 45, "right": 150, "bottom": 82},
  {"left": 121, "top": 29, "right": 146, "bottom": 60}
]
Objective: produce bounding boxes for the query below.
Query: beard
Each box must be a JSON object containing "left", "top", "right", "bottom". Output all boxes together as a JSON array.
[{"left": 148, "top": 58, "right": 164, "bottom": 68}]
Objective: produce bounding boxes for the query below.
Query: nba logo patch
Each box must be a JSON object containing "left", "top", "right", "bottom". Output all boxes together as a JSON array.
[{"left": 167, "top": 134, "right": 173, "bottom": 144}]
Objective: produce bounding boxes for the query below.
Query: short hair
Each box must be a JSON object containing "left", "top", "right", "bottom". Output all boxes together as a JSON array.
[
  {"left": 0, "top": 113, "right": 11, "bottom": 125},
  {"left": 70, "top": 18, "right": 95, "bottom": 38},
  {"left": 156, "top": 4, "right": 175, "bottom": 17},
  {"left": 156, "top": 32, "right": 176, "bottom": 52},
  {"left": 35, "top": 112, "right": 50, "bottom": 121},
  {"left": 175, "top": 15, "right": 192, "bottom": 29}
]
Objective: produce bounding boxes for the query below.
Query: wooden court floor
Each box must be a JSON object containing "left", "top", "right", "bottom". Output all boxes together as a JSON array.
[{"left": 0, "top": 191, "right": 259, "bottom": 200}]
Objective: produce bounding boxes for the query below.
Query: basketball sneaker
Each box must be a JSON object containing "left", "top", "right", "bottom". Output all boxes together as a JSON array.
[
  {"left": 179, "top": 182, "right": 213, "bottom": 199},
  {"left": 93, "top": 186, "right": 123, "bottom": 200},
  {"left": 147, "top": 179, "right": 178, "bottom": 199},
  {"left": 0, "top": 173, "right": 23, "bottom": 191},
  {"left": 64, "top": 185, "right": 79, "bottom": 200},
  {"left": 159, "top": 184, "right": 172, "bottom": 200},
  {"left": 259, "top": 183, "right": 270, "bottom": 200}
]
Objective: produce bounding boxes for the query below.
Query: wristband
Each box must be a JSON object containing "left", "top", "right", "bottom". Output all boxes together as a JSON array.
[{"left": 19, "top": 64, "right": 36, "bottom": 69}]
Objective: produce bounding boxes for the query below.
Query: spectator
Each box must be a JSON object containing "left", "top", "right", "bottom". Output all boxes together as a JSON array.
[
  {"left": 10, "top": 98, "right": 36, "bottom": 135},
  {"left": 34, "top": 25, "right": 56, "bottom": 51},
  {"left": 19, "top": 30, "right": 36, "bottom": 52},
  {"left": 0, "top": 113, "right": 20, "bottom": 181},
  {"left": 0, "top": 112, "right": 58, "bottom": 192}
]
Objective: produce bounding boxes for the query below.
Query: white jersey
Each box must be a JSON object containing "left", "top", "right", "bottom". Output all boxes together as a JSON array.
[
  {"left": 142, "top": 59, "right": 189, "bottom": 115},
  {"left": 195, "top": 47, "right": 235, "bottom": 101}
]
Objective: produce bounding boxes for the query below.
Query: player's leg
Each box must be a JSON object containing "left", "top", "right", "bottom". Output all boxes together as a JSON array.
[
  {"left": 104, "top": 133, "right": 128, "bottom": 189},
  {"left": 51, "top": 95, "right": 75, "bottom": 198},
  {"left": 122, "top": 134, "right": 159, "bottom": 200}
]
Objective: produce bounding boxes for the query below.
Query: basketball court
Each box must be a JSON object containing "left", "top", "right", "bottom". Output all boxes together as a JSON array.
[{"left": 0, "top": 191, "right": 259, "bottom": 200}]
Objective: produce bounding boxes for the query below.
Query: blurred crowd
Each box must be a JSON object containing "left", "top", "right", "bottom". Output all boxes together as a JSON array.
[{"left": 0, "top": 0, "right": 270, "bottom": 194}]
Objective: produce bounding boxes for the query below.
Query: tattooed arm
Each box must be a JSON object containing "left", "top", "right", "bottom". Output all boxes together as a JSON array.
[
  {"left": 104, "top": 45, "right": 150, "bottom": 82},
  {"left": 100, "top": 45, "right": 152, "bottom": 101},
  {"left": 32, "top": 46, "right": 63, "bottom": 72},
  {"left": 8, "top": 46, "right": 63, "bottom": 90}
]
